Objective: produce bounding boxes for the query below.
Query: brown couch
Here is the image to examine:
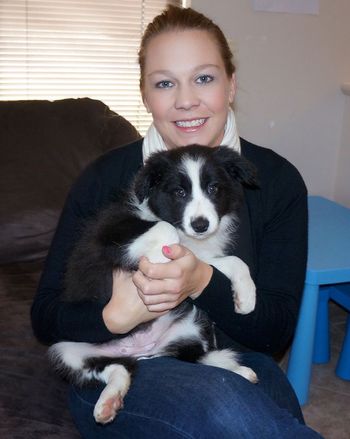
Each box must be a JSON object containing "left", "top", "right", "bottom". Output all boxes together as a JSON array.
[{"left": 0, "top": 98, "right": 141, "bottom": 438}]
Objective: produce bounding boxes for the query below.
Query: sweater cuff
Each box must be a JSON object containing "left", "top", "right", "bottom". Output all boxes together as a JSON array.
[
  {"left": 192, "top": 266, "right": 233, "bottom": 316},
  {"left": 57, "top": 300, "right": 118, "bottom": 343}
]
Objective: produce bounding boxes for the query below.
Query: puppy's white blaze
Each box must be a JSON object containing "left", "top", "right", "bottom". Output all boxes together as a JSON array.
[
  {"left": 182, "top": 158, "right": 219, "bottom": 237},
  {"left": 49, "top": 342, "right": 100, "bottom": 371}
]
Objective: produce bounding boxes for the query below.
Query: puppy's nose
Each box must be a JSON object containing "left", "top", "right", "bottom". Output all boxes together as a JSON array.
[{"left": 191, "top": 217, "right": 209, "bottom": 233}]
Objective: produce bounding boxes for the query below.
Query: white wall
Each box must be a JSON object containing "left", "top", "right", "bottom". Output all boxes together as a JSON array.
[
  {"left": 335, "top": 88, "right": 350, "bottom": 206},
  {"left": 192, "top": 0, "right": 350, "bottom": 205}
]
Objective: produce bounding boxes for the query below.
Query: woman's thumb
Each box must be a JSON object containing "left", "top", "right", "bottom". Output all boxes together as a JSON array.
[{"left": 162, "top": 244, "right": 186, "bottom": 260}]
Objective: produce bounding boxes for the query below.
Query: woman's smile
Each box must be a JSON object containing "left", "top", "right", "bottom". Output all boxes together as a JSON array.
[{"left": 174, "top": 117, "right": 208, "bottom": 131}]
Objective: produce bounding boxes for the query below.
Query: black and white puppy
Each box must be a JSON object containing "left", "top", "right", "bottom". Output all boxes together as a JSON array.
[{"left": 49, "top": 145, "right": 258, "bottom": 424}]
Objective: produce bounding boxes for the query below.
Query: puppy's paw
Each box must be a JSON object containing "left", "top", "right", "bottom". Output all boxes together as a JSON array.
[
  {"left": 94, "top": 393, "right": 124, "bottom": 424},
  {"left": 234, "top": 366, "right": 258, "bottom": 383},
  {"left": 127, "top": 220, "right": 179, "bottom": 264},
  {"left": 233, "top": 276, "right": 256, "bottom": 315},
  {"left": 143, "top": 221, "right": 180, "bottom": 263}
]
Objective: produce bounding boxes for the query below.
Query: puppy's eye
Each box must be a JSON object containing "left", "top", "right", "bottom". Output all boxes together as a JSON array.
[
  {"left": 207, "top": 183, "right": 218, "bottom": 195},
  {"left": 174, "top": 188, "right": 186, "bottom": 198}
]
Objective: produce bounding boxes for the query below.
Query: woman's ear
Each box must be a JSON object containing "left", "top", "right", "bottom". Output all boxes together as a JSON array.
[{"left": 229, "top": 74, "right": 236, "bottom": 104}]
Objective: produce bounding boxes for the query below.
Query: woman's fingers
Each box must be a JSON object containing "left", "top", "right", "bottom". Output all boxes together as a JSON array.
[
  {"left": 137, "top": 245, "right": 186, "bottom": 280},
  {"left": 133, "top": 243, "right": 213, "bottom": 311},
  {"left": 133, "top": 269, "right": 180, "bottom": 295}
]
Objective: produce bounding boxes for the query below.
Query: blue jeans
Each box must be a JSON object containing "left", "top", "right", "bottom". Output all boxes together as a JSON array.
[{"left": 69, "top": 352, "right": 323, "bottom": 438}]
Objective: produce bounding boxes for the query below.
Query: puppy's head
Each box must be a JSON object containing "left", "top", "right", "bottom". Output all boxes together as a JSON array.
[{"left": 133, "top": 145, "right": 258, "bottom": 239}]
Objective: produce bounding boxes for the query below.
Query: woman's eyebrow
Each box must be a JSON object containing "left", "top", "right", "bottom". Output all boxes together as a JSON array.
[
  {"left": 147, "top": 70, "right": 174, "bottom": 78},
  {"left": 147, "top": 64, "right": 220, "bottom": 78},
  {"left": 193, "top": 63, "right": 220, "bottom": 72}
]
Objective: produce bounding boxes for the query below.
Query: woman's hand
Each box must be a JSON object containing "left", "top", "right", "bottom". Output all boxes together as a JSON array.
[
  {"left": 102, "top": 270, "right": 167, "bottom": 334},
  {"left": 132, "top": 244, "right": 213, "bottom": 312}
]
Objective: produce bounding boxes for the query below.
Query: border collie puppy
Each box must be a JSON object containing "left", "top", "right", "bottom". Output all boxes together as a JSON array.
[{"left": 49, "top": 145, "right": 258, "bottom": 424}]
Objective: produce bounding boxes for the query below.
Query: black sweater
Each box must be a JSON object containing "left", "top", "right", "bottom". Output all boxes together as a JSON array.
[{"left": 31, "top": 138, "right": 307, "bottom": 355}]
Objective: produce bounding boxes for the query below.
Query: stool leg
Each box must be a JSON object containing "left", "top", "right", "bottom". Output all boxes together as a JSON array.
[
  {"left": 313, "top": 287, "right": 331, "bottom": 364},
  {"left": 336, "top": 315, "right": 350, "bottom": 380},
  {"left": 287, "top": 283, "right": 319, "bottom": 405}
]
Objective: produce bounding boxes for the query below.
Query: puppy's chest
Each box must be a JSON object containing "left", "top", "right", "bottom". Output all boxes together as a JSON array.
[{"left": 179, "top": 231, "right": 230, "bottom": 259}]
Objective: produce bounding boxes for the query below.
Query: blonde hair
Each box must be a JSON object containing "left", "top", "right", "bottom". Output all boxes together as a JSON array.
[{"left": 138, "top": 5, "right": 235, "bottom": 92}]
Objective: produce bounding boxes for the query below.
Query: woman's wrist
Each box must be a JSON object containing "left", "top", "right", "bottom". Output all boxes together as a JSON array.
[{"left": 190, "top": 261, "right": 213, "bottom": 300}]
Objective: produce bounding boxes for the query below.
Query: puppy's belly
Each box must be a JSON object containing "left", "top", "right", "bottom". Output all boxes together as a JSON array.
[
  {"left": 96, "top": 305, "right": 198, "bottom": 359},
  {"left": 97, "top": 313, "right": 175, "bottom": 358}
]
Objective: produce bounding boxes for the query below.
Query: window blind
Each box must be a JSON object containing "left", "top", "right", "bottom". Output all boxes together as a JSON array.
[{"left": 0, "top": 0, "right": 181, "bottom": 134}]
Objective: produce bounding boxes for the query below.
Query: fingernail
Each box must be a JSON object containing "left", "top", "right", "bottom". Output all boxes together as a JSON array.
[{"left": 163, "top": 245, "right": 171, "bottom": 255}]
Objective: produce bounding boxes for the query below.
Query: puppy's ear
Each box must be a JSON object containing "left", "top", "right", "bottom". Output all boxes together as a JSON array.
[
  {"left": 133, "top": 167, "right": 161, "bottom": 202},
  {"left": 213, "top": 146, "right": 259, "bottom": 188},
  {"left": 133, "top": 152, "right": 169, "bottom": 202}
]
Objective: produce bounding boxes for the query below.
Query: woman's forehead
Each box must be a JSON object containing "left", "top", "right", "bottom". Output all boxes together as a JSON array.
[{"left": 144, "top": 30, "right": 224, "bottom": 74}]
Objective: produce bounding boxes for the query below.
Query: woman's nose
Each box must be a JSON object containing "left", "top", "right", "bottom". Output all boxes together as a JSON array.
[{"left": 174, "top": 85, "right": 200, "bottom": 110}]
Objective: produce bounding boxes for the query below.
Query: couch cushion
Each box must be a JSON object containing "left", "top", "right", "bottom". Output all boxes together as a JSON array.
[
  {"left": 0, "top": 261, "right": 80, "bottom": 438},
  {"left": 0, "top": 98, "right": 141, "bottom": 264}
]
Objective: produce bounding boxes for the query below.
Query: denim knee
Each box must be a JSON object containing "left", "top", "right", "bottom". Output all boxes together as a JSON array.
[{"left": 241, "top": 351, "right": 305, "bottom": 423}]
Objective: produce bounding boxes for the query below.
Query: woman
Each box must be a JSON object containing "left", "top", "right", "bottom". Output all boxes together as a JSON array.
[{"left": 31, "top": 6, "right": 322, "bottom": 438}]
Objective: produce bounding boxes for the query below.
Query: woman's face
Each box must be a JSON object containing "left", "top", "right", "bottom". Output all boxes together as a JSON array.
[{"left": 142, "top": 30, "right": 235, "bottom": 149}]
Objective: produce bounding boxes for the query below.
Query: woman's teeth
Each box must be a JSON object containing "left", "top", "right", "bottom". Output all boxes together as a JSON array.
[{"left": 175, "top": 118, "right": 205, "bottom": 127}]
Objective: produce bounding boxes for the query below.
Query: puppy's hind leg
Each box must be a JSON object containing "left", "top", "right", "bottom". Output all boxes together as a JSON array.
[
  {"left": 93, "top": 362, "right": 134, "bottom": 424},
  {"left": 199, "top": 349, "right": 258, "bottom": 383}
]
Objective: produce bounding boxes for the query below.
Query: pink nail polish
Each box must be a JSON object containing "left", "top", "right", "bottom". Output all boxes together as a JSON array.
[{"left": 163, "top": 245, "right": 171, "bottom": 255}]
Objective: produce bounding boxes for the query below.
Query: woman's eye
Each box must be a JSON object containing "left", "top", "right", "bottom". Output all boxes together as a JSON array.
[
  {"left": 207, "top": 183, "right": 218, "bottom": 195},
  {"left": 174, "top": 188, "right": 186, "bottom": 198},
  {"left": 196, "top": 75, "right": 214, "bottom": 85},
  {"left": 155, "top": 80, "right": 174, "bottom": 89}
]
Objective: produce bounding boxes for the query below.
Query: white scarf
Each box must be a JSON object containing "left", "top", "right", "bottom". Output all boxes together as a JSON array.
[{"left": 142, "top": 108, "right": 241, "bottom": 162}]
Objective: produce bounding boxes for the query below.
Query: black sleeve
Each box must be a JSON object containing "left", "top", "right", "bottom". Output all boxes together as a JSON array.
[
  {"left": 31, "top": 166, "right": 118, "bottom": 345},
  {"left": 193, "top": 160, "right": 308, "bottom": 355}
]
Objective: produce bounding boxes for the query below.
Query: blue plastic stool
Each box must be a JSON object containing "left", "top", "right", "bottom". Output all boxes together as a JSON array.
[
  {"left": 286, "top": 196, "right": 350, "bottom": 405},
  {"left": 313, "top": 284, "right": 350, "bottom": 380},
  {"left": 336, "top": 313, "right": 350, "bottom": 379}
]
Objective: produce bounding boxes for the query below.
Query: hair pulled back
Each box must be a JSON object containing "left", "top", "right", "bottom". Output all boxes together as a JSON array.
[{"left": 138, "top": 5, "right": 235, "bottom": 91}]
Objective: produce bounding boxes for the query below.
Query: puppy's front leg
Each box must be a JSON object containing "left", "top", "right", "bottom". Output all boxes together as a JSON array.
[
  {"left": 127, "top": 221, "right": 180, "bottom": 264},
  {"left": 208, "top": 256, "right": 256, "bottom": 315}
]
